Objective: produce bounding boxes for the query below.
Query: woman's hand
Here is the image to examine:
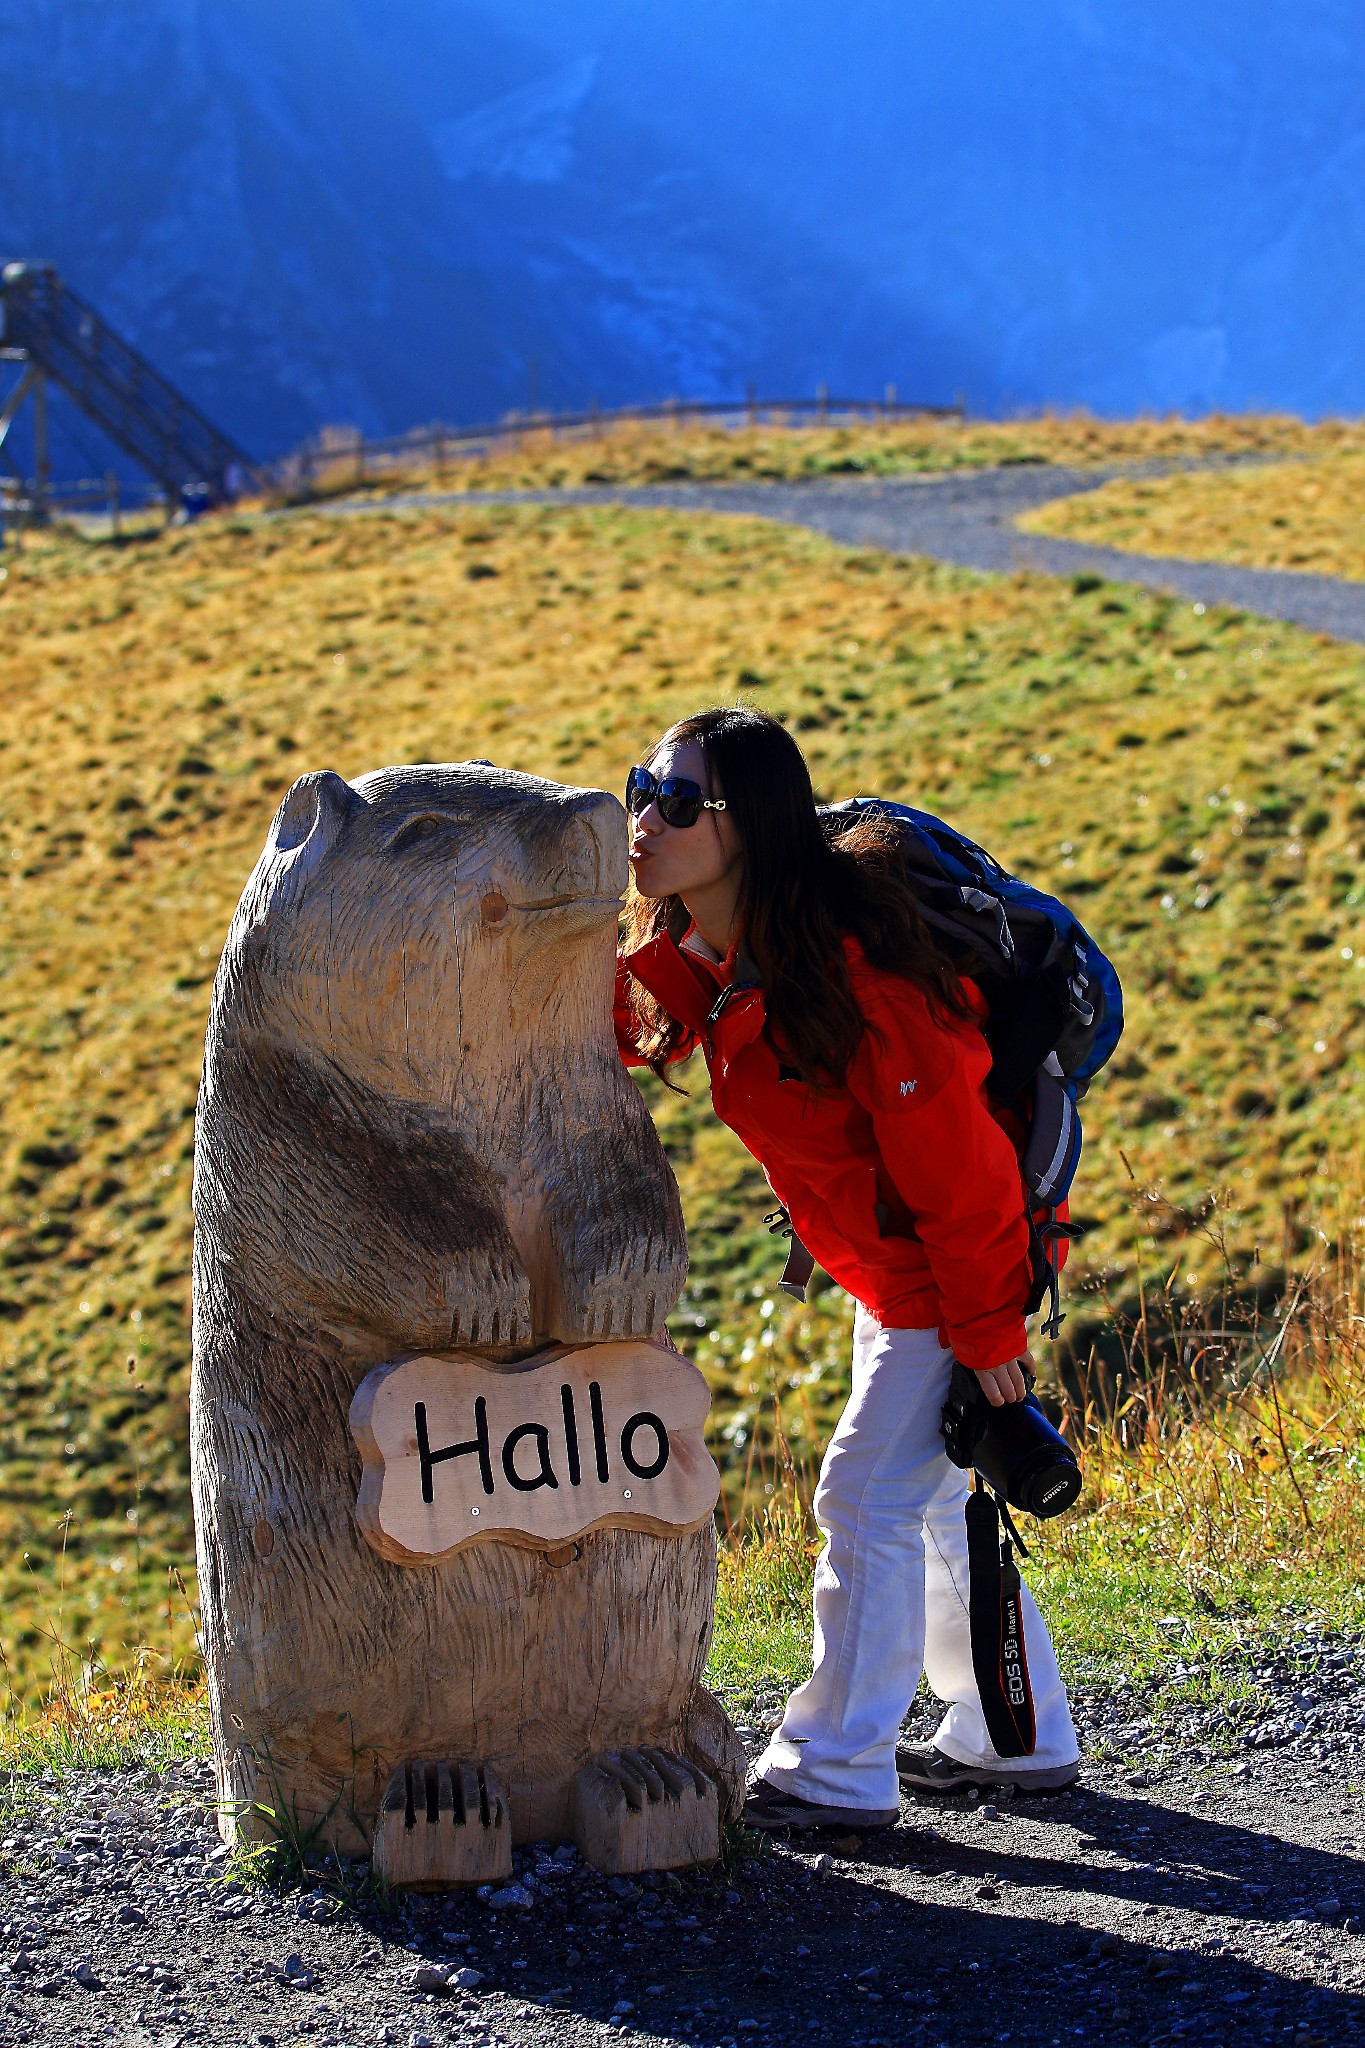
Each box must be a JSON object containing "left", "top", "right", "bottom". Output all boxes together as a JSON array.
[{"left": 974, "top": 1355, "right": 1032, "bottom": 1406}]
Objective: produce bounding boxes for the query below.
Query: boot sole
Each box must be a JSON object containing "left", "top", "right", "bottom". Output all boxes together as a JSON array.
[
  {"left": 743, "top": 1804, "right": 900, "bottom": 1834},
  {"left": 896, "top": 1753, "right": 1080, "bottom": 1794}
]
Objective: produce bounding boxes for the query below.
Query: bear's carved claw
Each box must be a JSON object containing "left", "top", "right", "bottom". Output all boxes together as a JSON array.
[
  {"left": 571, "top": 1747, "right": 720, "bottom": 1874},
  {"left": 372, "top": 1759, "right": 513, "bottom": 1890}
]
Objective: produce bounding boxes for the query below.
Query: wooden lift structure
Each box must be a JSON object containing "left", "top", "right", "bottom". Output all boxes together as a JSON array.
[{"left": 0, "top": 260, "right": 257, "bottom": 518}]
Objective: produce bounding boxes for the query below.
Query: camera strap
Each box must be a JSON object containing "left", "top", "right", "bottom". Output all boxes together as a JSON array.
[
  {"left": 765, "top": 1207, "right": 816, "bottom": 1302},
  {"left": 964, "top": 1479, "right": 1037, "bottom": 1759}
]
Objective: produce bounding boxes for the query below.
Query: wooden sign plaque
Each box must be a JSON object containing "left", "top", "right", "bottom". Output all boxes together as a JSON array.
[{"left": 350, "top": 1340, "right": 719, "bottom": 1563}]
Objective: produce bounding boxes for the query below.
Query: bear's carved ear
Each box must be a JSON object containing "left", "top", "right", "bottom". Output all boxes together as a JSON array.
[
  {"left": 271, "top": 771, "right": 361, "bottom": 862},
  {"left": 227, "top": 773, "right": 364, "bottom": 948}
]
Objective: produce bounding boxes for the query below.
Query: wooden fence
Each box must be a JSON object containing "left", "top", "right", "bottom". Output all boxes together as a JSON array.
[
  {"left": 1, "top": 389, "right": 965, "bottom": 525},
  {"left": 268, "top": 388, "right": 965, "bottom": 499}
]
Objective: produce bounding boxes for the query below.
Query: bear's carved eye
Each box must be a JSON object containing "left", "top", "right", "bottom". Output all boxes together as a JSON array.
[{"left": 388, "top": 815, "right": 446, "bottom": 853}]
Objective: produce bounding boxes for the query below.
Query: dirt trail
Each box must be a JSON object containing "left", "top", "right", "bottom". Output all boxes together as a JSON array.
[{"left": 366, "top": 464, "right": 1365, "bottom": 645}]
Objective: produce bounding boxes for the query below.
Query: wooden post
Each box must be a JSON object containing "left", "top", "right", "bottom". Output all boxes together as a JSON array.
[
  {"left": 746, "top": 381, "right": 758, "bottom": 428},
  {"left": 817, "top": 382, "right": 829, "bottom": 425},
  {"left": 105, "top": 470, "right": 120, "bottom": 537},
  {"left": 191, "top": 763, "right": 744, "bottom": 1862}
]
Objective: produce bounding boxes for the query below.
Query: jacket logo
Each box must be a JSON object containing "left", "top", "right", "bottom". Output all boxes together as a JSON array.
[{"left": 899, "top": 1079, "right": 917, "bottom": 1096}]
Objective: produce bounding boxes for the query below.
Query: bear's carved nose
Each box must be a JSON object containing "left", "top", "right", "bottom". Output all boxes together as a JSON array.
[
  {"left": 563, "top": 796, "right": 624, "bottom": 899},
  {"left": 515, "top": 802, "right": 622, "bottom": 910},
  {"left": 491, "top": 794, "right": 626, "bottom": 918}
]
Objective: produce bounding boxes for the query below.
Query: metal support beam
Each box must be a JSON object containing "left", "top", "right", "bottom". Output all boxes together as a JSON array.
[
  {"left": 32, "top": 368, "right": 48, "bottom": 521},
  {"left": 0, "top": 262, "right": 257, "bottom": 505},
  {"left": 0, "top": 363, "right": 36, "bottom": 451}
]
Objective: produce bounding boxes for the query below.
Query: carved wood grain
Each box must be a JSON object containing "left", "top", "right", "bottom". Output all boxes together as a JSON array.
[
  {"left": 190, "top": 763, "right": 739, "bottom": 1854},
  {"left": 571, "top": 1748, "right": 720, "bottom": 1874}
]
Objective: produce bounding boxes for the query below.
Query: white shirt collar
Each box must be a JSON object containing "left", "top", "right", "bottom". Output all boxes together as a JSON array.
[{"left": 680, "top": 925, "right": 724, "bottom": 965}]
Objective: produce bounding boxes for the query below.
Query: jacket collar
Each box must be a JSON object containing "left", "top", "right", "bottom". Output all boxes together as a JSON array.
[{"left": 623, "top": 924, "right": 764, "bottom": 1045}]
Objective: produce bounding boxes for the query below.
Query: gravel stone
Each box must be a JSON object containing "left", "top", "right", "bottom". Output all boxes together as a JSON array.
[
  {"left": 411, "top": 1964, "right": 451, "bottom": 1993},
  {"left": 3, "top": 1649, "right": 1365, "bottom": 2046},
  {"left": 485, "top": 1882, "right": 534, "bottom": 1911}
]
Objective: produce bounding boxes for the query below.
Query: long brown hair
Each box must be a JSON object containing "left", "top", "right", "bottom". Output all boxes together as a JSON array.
[{"left": 621, "top": 706, "right": 974, "bottom": 1084}]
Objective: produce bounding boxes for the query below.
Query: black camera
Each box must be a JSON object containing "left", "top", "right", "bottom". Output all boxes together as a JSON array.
[{"left": 940, "top": 1361, "right": 1081, "bottom": 1518}]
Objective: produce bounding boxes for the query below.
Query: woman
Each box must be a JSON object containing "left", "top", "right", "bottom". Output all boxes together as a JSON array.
[{"left": 614, "top": 706, "right": 1079, "bottom": 1831}]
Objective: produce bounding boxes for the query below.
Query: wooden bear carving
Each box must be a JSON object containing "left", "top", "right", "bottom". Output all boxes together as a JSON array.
[{"left": 191, "top": 763, "right": 744, "bottom": 1858}]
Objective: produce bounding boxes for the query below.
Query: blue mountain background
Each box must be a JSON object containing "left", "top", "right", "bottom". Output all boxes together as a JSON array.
[{"left": 1, "top": 0, "right": 1363, "bottom": 471}]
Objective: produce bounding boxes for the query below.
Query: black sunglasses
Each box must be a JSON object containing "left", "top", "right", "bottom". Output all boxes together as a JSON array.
[{"left": 625, "top": 765, "right": 729, "bottom": 829}]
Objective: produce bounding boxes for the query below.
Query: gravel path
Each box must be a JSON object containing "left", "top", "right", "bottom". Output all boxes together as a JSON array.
[
  {"left": 4, "top": 1627, "right": 1363, "bottom": 2048},
  {"left": 374, "top": 466, "right": 1365, "bottom": 645}
]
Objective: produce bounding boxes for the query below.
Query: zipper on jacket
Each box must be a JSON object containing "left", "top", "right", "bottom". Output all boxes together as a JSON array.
[
  {"left": 703, "top": 984, "right": 740, "bottom": 1060},
  {"left": 702, "top": 972, "right": 764, "bottom": 1060}
]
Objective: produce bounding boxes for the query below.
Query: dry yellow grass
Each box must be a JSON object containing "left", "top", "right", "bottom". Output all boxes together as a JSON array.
[
  {"left": 712, "top": 1221, "right": 1365, "bottom": 1708},
  {"left": 282, "top": 408, "right": 1365, "bottom": 499},
  {"left": 1021, "top": 452, "right": 1365, "bottom": 581},
  {"left": 5, "top": 488, "right": 1365, "bottom": 1696}
]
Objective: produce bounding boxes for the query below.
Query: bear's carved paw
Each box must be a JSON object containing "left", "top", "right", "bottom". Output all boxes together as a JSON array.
[
  {"left": 373, "top": 1759, "right": 513, "bottom": 1890},
  {"left": 571, "top": 1748, "right": 720, "bottom": 1873},
  {"left": 548, "top": 1225, "right": 688, "bottom": 1345},
  {"left": 439, "top": 1255, "right": 534, "bottom": 1354}
]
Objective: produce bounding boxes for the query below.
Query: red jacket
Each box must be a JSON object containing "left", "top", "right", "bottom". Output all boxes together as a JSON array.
[{"left": 616, "top": 928, "right": 1034, "bottom": 1373}]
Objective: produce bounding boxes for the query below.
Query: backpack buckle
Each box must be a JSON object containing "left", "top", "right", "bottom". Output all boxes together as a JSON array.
[{"left": 958, "top": 886, "right": 1015, "bottom": 961}]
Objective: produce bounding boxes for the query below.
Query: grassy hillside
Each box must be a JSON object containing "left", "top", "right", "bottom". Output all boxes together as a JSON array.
[
  {"left": 285, "top": 408, "right": 1365, "bottom": 499},
  {"left": 3, "top": 493, "right": 1365, "bottom": 1695},
  {"left": 1020, "top": 451, "right": 1365, "bottom": 580}
]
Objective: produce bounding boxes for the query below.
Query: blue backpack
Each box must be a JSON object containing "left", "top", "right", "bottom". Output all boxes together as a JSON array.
[{"left": 814, "top": 798, "right": 1125, "bottom": 1338}]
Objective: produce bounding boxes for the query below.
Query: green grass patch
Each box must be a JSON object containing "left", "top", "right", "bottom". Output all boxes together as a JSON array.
[{"left": 3, "top": 482, "right": 1365, "bottom": 1694}]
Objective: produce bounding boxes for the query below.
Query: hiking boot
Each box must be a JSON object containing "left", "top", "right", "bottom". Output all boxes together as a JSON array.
[
  {"left": 895, "top": 1743, "right": 1080, "bottom": 1795},
  {"left": 743, "top": 1778, "right": 900, "bottom": 1834}
]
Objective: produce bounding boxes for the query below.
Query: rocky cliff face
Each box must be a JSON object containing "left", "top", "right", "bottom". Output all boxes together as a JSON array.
[
  {"left": 0, "top": 0, "right": 901, "bottom": 467},
  {"left": 0, "top": 0, "right": 1361, "bottom": 472},
  {"left": 494, "top": 0, "right": 1365, "bottom": 421}
]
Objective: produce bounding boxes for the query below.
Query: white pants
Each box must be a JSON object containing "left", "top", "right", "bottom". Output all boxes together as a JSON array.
[{"left": 754, "top": 1309, "right": 1079, "bottom": 1812}]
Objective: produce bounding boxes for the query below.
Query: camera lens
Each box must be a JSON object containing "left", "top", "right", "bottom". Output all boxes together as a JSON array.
[
  {"left": 967, "top": 1392, "right": 1081, "bottom": 1519},
  {"left": 1017, "top": 1451, "right": 1083, "bottom": 1519},
  {"left": 940, "top": 1365, "right": 1082, "bottom": 1517}
]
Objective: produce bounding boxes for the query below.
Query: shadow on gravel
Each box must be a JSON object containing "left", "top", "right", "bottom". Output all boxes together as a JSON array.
[
  {"left": 352, "top": 1806, "right": 1365, "bottom": 2048},
  {"left": 1012, "top": 1788, "right": 1365, "bottom": 1928}
]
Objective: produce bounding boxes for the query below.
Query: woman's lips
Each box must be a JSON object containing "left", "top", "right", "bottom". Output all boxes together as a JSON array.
[{"left": 628, "top": 844, "right": 652, "bottom": 864}]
